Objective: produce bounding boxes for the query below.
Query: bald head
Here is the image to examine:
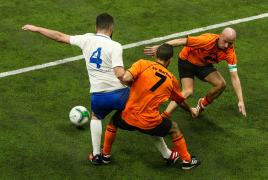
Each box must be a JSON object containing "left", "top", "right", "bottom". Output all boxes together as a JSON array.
[
  {"left": 221, "top": 28, "right": 236, "bottom": 41},
  {"left": 218, "top": 27, "right": 236, "bottom": 50}
]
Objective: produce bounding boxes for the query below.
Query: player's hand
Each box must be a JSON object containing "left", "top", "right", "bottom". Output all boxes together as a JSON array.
[
  {"left": 22, "top": 24, "right": 39, "bottom": 32},
  {"left": 190, "top": 107, "right": 199, "bottom": 118},
  {"left": 238, "top": 101, "right": 246, "bottom": 117},
  {"left": 144, "top": 45, "right": 159, "bottom": 58}
]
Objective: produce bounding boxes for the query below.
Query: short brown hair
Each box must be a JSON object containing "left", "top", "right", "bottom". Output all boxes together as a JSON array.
[
  {"left": 96, "top": 13, "right": 114, "bottom": 30},
  {"left": 156, "top": 44, "right": 174, "bottom": 61}
]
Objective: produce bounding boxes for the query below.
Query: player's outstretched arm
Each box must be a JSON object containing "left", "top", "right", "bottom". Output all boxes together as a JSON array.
[
  {"left": 165, "top": 38, "right": 188, "bottom": 47},
  {"left": 144, "top": 45, "right": 160, "bottom": 57},
  {"left": 22, "top": 24, "right": 71, "bottom": 44},
  {"left": 230, "top": 71, "right": 246, "bottom": 117},
  {"left": 144, "top": 38, "right": 187, "bottom": 57},
  {"left": 177, "top": 99, "right": 198, "bottom": 118}
]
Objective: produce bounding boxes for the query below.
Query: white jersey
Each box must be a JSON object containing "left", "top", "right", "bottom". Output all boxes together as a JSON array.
[{"left": 70, "top": 33, "right": 126, "bottom": 93}]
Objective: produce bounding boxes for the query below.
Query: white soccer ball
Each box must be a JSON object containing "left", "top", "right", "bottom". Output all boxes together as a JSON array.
[{"left": 69, "top": 106, "right": 90, "bottom": 126}]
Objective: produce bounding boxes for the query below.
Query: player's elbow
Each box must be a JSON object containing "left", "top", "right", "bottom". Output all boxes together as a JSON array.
[
  {"left": 122, "top": 74, "right": 132, "bottom": 84},
  {"left": 122, "top": 74, "right": 128, "bottom": 82},
  {"left": 116, "top": 71, "right": 124, "bottom": 81}
]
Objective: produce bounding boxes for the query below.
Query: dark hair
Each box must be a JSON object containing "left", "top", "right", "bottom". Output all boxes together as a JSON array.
[
  {"left": 156, "top": 43, "right": 173, "bottom": 61},
  {"left": 96, "top": 13, "right": 114, "bottom": 30}
]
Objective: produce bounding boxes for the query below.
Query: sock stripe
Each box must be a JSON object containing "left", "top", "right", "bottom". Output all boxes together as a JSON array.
[
  {"left": 172, "top": 135, "right": 184, "bottom": 143},
  {"left": 205, "top": 94, "right": 212, "bottom": 103},
  {"left": 107, "top": 125, "right": 117, "bottom": 133},
  {"left": 107, "top": 128, "right": 117, "bottom": 133},
  {"left": 163, "top": 111, "right": 170, "bottom": 118}
]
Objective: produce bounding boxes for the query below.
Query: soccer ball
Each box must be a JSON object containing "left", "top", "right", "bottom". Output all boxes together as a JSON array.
[{"left": 69, "top": 106, "right": 90, "bottom": 126}]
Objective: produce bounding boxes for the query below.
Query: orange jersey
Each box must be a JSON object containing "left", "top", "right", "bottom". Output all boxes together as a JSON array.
[
  {"left": 179, "top": 33, "right": 237, "bottom": 66},
  {"left": 122, "top": 60, "right": 186, "bottom": 130}
]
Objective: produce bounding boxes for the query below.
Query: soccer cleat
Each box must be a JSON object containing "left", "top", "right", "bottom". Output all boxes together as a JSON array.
[
  {"left": 196, "top": 98, "right": 205, "bottom": 117},
  {"left": 101, "top": 153, "right": 111, "bottom": 164},
  {"left": 100, "top": 147, "right": 111, "bottom": 164},
  {"left": 182, "top": 156, "right": 201, "bottom": 170},
  {"left": 89, "top": 153, "right": 102, "bottom": 165},
  {"left": 164, "top": 149, "right": 180, "bottom": 166}
]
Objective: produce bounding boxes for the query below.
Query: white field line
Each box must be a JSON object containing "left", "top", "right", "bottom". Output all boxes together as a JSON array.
[{"left": 1, "top": 12, "right": 268, "bottom": 78}]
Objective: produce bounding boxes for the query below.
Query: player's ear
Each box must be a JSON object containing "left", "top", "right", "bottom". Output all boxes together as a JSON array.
[
  {"left": 110, "top": 25, "right": 113, "bottom": 32},
  {"left": 95, "top": 26, "right": 98, "bottom": 32}
]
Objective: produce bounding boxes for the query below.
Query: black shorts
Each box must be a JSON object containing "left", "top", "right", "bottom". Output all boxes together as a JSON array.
[
  {"left": 178, "top": 58, "right": 217, "bottom": 81},
  {"left": 112, "top": 111, "right": 172, "bottom": 137}
]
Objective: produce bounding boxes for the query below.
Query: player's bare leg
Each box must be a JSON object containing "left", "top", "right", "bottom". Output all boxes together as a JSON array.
[
  {"left": 204, "top": 71, "right": 226, "bottom": 100},
  {"left": 196, "top": 71, "right": 226, "bottom": 116},
  {"left": 163, "top": 78, "right": 194, "bottom": 116}
]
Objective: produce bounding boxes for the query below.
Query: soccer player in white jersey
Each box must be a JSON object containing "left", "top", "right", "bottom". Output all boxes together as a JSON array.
[{"left": 22, "top": 13, "right": 179, "bottom": 166}]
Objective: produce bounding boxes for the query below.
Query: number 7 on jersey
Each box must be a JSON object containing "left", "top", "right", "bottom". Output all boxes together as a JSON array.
[{"left": 150, "top": 72, "right": 167, "bottom": 92}]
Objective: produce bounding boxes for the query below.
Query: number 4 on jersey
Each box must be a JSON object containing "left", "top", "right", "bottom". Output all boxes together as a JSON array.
[{"left": 90, "top": 48, "right": 102, "bottom": 68}]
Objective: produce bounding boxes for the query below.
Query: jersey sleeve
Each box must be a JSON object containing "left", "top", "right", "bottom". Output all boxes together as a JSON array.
[
  {"left": 187, "top": 34, "right": 218, "bottom": 49},
  {"left": 127, "top": 60, "right": 148, "bottom": 79},
  {"left": 225, "top": 45, "right": 237, "bottom": 65},
  {"left": 170, "top": 77, "right": 186, "bottom": 102},
  {"left": 111, "top": 42, "right": 124, "bottom": 68},
  {"left": 70, "top": 33, "right": 94, "bottom": 49}
]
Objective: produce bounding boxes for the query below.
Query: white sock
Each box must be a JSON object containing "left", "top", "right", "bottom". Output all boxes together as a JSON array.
[
  {"left": 90, "top": 119, "right": 102, "bottom": 156},
  {"left": 149, "top": 136, "right": 172, "bottom": 159}
]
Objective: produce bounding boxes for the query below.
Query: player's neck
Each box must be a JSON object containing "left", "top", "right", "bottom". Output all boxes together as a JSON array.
[
  {"left": 96, "top": 29, "right": 112, "bottom": 38},
  {"left": 156, "top": 59, "right": 169, "bottom": 68}
]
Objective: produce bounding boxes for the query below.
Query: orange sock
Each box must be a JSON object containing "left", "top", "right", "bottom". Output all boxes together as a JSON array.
[
  {"left": 202, "top": 94, "right": 213, "bottom": 107},
  {"left": 103, "top": 125, "right": 117, "bottom": 155},
  {"left": 172, "top": 134, "right": 191, "bottom": 162},
  {"left": 161, "top": 111, "right": 171, "bottom": 119}
]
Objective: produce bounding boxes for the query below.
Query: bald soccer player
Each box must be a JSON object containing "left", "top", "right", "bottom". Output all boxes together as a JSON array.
[{"left": 144, "top": 28, "right": 246, "bottom": 118}]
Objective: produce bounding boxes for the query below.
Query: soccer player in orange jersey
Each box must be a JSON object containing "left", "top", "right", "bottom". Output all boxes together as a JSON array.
[
  {"left": 102, "top": 44, "right": 201, "bottom": 170},
  {"left": 144, "top": 27, "right": 246, "bottom": 118}
]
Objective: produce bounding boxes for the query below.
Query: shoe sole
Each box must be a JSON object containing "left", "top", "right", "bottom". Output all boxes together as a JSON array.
[
  {"left": 182, "top": 161, "right": 201, "bottom": 170},
  {"left": 182, "top": 165, "right": 197, "bottom": 170},
  {"left": 101, "top": 159, "right": 110, "bottom": 164}
]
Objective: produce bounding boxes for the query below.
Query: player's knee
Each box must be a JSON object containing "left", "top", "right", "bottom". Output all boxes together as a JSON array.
[
  {"left": 170, "top": 121, "right": 181, "bottom": 133},
  {"left": 108, "top": 117, "right": 116, "bottom": 128},
  {"left": 169, "top": 121, "right": 182, "bottom": 138},
  {"left": 172, "top": 121, "right": 178, "bottom": 129},
  {"left": 214, "top": 80, "right": 226, "bottom": 92},
  {"left": 218, "top": 80, "right": 226, "bottom": 91},
  {"left": 182, "top": 90, "right": 193, "bottom": 98}
]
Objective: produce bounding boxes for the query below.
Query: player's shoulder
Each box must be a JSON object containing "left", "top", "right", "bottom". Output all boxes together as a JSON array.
[
  {"left": 200, "top": 33, "right": 219, "bottom": 40},
  {"left": 71, "top": 33, "right": 95, "bottom": 40},
  {"left": 76, "top": 33, "right": 95, "bottom": 38},
  {"left": 139, "top": 59, "right": 156, "bottom": 66},
  {"left": 131, "top": 59, "right": 153, "bottom": 70},
  {"left": 85, "top": 33, "right": 95, "bottom": 36},
  {"left": 111, "top": 39, "right": 123, "bottom": 48}
]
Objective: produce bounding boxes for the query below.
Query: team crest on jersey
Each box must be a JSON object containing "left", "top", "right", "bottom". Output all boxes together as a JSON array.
[{"left": 204, "top": 52, "right": 218, "bottom": 63}]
